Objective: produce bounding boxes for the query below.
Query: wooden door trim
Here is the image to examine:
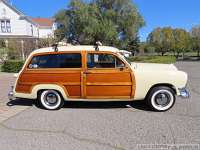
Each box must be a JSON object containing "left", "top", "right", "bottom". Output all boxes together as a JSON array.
[
  {"left": 86, "top": 82, "right": 132, "bottom": 86},
  {"left": 86, "top": 96, "right": 131, "bottom": 99},
  {"left": 82, "top": 51, "right": 87, "bottom": 98}
]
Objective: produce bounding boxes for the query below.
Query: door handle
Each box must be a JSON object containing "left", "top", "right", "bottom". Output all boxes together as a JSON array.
[{"left": 83, "top": 71, "right": 92, "bottom": 74}]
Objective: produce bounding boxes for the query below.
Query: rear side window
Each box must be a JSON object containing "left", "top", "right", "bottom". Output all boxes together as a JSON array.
[{"left": 29, "top": 53, "right": 82, "bottom": 69}]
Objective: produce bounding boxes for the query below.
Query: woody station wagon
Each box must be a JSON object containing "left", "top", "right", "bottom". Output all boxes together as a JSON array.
[{"left": 8, "top": 45, "right": 189, "bottom": 111}]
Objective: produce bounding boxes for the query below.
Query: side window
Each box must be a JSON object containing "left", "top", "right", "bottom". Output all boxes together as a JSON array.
[
  {"left": 59, "top": 53, "right": 81, "bottom": 68},
  {"left": 29, "top": 55, "right": 59, "bottom": 69},
  {"left": 29, "top": 53, "right": 82, "bottom": 69},
  {"left": 87, "top": 53, "right": 125, "bottom": 68}
]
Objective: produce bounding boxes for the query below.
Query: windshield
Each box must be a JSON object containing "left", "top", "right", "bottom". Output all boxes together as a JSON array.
[
  {"left": 117, "top": 52, "right": 131, "bottom": 65},
  {"left": 123, "top": 56, "right": 131, "bottom": 65}
]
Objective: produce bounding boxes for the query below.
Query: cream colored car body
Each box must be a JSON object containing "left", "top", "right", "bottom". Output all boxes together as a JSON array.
[
  {"left": 11, "top": 46, "right": 188, "bottom": 101},
  {"left": 131, "top": 62, "right": 188, "bottom": 100}
]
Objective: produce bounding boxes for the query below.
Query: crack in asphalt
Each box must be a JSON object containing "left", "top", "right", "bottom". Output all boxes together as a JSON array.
[
  {"left": 166, "top": 122, "right": 176, "bottom": 144},
  {"left": 191, "top": 88, "right": 200, "bottom": 95},
  {"left": 166, "top": 113, "right": 200, "bottom": 119},
  {"left": 0, "top": 106, "right": 32, "bottom": 123},
  {"left": 63, "top": 130, "right": 125, "bottom": 150},
  {"left": 0, "top": 123, "right": 124, "bottom": 150}
]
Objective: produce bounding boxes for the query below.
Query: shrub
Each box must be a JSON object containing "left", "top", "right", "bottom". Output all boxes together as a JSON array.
[
  {"left": 2, "top": 60, "right": 24, "bottom": 73},
  {"left": 128, "top": 56, "right": 176, "bottom": 64}
]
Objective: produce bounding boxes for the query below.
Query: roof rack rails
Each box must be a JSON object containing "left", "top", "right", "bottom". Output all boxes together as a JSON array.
[
  {"left": 95, "top": 41, "right": 102, "bottom": 51},
  {"left": 52, "top": 43, "right": 58, "bottom": 52}
]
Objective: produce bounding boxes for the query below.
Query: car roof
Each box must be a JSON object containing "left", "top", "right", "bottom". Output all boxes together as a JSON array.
[{"left": 31, "top": 45, "right": 120, "bottom": 55}]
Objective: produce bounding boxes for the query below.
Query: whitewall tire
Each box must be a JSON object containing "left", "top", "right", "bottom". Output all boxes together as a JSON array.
[
  {"left": 147, "top": 86, "right": 176, "bottom": 112},
  {"left": 39, "top": 90, "right": 64, "bottom": 110}
]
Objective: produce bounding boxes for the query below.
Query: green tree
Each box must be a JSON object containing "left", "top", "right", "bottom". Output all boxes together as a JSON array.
[
  {"left": 190, "top": 26, "right": 200, "bottom": 57},
  {"left": 144, "top": 44, "right": 156, "bottom": 54},
  {"left": 162, "top": 27, "right": 175, "bottom": 54},
  {"left": 147, "top": 27, "right": 166, "bottom": 55},
  {"left": 173, "top": 28, "right": 190, "bottom": 58},
  {"left": 147, "top": 27, "right": 189, "bottom": 57},
  {"left": 54, "top": 0, "right": 145, "bottom": 51},
  {"left": 0, "top": 40, "right": 7, "bottom": 62},
  {"left": 147, "top": 27, "right": 175, "bottom": 56},
  {"left": 127, "top": 35, "right": 140, "bottom": 55}
]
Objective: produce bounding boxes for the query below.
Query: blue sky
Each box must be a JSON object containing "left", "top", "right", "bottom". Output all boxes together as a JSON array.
[{"left": 11, "top": 0, "right": 200, "bottom": 41}]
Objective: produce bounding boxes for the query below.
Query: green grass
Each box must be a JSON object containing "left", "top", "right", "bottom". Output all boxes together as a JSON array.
[{"left": 128, "top": 56, "right": 176, "bottom": 64}]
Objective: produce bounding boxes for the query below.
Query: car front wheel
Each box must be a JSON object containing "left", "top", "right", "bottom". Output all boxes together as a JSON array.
[
  {"left": 39, "top": 90, "right": 64, "bottom": 110},
  {"left": 147, "top": 86, "right": 176, "bottom": 112}
]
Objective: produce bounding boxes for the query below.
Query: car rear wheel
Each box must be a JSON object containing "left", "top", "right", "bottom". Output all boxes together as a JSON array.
[
  {"left": 39, "top": 90, "right": 64, "bottom": 110},
  {"left": 146, "top": 86, "right": 176, "bottom": 112}
]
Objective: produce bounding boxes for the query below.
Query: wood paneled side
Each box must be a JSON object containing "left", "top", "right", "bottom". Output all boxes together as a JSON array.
[
  {"left": 16, "top": 70, "right": 82, "bottom": 97},
  {"left": 86, "top": 72, "right": 132, "bottom": 83},
  {"left": 64, "top": 85, "right": 81, "bottom": 97},
  {"left": 86, "top": 86, "right": 132, "bottom": 96},
  {"left": 85, "top": 70, "right": 133, "bottom": 98}
]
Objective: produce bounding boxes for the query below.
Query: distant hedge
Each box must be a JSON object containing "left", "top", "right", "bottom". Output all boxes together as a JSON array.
[
  {"left": 2, "top": 60, "right": 24, "bottom": 73},
  {"left": 128, "top": 56, "right": 176, "bottom": 64}
]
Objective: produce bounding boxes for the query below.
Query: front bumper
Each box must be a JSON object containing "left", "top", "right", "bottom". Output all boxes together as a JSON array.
[
  {"left": 8, "top": 86, "right": 16, "bottom": 101},
  {"left": 178, "top": 88, "right": 190, "bottom": 98}
]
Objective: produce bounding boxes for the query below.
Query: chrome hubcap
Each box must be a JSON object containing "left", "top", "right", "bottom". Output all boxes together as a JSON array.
[
  {"left": 155, "top": 92, "right": 171, "bottom": 107},
  {"left": 44, "top": 93, "right": 58, "bottom": 106}
]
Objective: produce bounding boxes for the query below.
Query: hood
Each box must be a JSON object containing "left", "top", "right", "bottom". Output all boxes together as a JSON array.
[{"left": 131, "top": 63, "right": 178, "bottom": 71}]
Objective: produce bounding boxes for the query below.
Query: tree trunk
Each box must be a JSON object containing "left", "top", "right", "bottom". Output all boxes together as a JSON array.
[
  {"left": 182, "top": 51, "right": 185, "bottom": 59},
  {"left": 198, "top": 50, "right": 200, "bottom": 57},
  {"left": 176, "top": 52, "right": 180, "bottom": 59}
]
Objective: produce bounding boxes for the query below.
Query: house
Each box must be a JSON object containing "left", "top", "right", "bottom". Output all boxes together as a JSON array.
[
  {"left": 32, "top": 18, "right": 56, "bottom": 38},
  {"left": 0, "top": 0, "right": 38, "bottom": 39},
  {"left": 0, "top": 0, "right": 57, "bottom": 59}
]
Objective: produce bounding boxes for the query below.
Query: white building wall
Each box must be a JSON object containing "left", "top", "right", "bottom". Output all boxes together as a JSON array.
[
  {"left": 39, "top": 28, "right": 53, "bottom": 38},
  {"left": 25, "top": 21, "right": 38, "bottom": 37},
  {"left": 0, "top": 1, "right": 38, "bottom": 37}
]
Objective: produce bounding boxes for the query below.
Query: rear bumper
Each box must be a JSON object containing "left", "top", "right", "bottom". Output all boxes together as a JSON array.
[
  {"left": 8, "top": 86, "right": 16, "bottom": 101},
  {"left": 178, "top": 88, "right": 190, "bottom": 98}
]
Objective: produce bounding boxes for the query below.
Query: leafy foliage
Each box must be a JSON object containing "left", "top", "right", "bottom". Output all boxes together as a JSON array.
[
  {"left": 55, "top": 0, "right": 145, "bottom": 52},
  {"left": 2, "top": 60, "right": 24, "bottom": 73},
  {"left": 147, "top": 27, "right": 190, "bottom": 57},
  {"left": 128, "top": 56, "right": 176, "bottom": 64},
  {"left": 173, "top": 28, "right": 190, "bottom": 57},
  {"left": 190, "top": 26, "right": 200, "bottom": 57}
]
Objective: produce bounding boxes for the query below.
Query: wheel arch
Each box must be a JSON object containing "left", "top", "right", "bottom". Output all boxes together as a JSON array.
[
  {"left": 145, "top": 83, "right": 177, "bottom": 99},
  {"left": 31, "top": 84, "right": 68, "bottom": 100}
]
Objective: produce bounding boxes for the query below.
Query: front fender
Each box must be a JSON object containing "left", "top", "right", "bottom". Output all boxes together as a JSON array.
[{"left": 133, "top": 70, "right": 188, "bottom": 100}]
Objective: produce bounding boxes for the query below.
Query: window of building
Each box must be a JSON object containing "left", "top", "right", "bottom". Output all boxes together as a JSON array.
[
  {"left": 1, "top": 20, "right": 11, "bottom": 33},
  {"left": 29, "top": 53, "right": 82, "bottom": 69},
  {"left": 1, "top": 20, "right": 6, "bottom": 33},
  {"left": 6, "top": 20, "right": 11, "bottom": 33},
  {"left": 87, "top": 53, "right": 125, "bottom": 68}
]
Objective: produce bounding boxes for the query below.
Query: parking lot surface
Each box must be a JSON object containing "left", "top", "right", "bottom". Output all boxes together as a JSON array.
[{"left": 0, "top": 61, "right": 199, "bottom": 150}]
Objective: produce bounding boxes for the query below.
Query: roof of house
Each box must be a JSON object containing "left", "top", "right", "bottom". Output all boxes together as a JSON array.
[
  {"left": 32, "top": 46, "right": 120, "bottom": 55},
  {"left": 31, "top": 18, "right": 54, "bottom": 28}
]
